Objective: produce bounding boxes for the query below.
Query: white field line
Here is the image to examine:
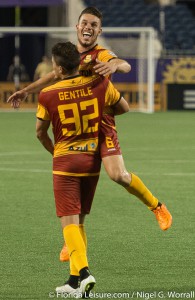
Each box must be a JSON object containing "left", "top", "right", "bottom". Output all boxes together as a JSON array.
[
  {"left": 0, "top": 109, "right": 36, "bottom": 112},
  {"left": 124, "top": 147, "right": 195, "bottom": 151},
  {"left": 0, "top": 167, "right": 50, "bottom": 173},
  {"left": 0, "top": 152, "right": 195, "bottom": 175},
  {"left": 136, "top": 160, "right": 195, "bottom": 163},
  {"left": 136, "top": 172, "right": 195, "bottom": 176},
  {"left": 0, "top": 168, "right": 194, "bottom": 176},
  {"left": 0, "top": 151, "right": 43, "bottom": 156},
  {"left": 0, "top": 161, "right": 51, "bottom": 165},
  {"left": 0, "top": 151, "right": 195, "bottom": 164},
  {"left": 1, "top": 159, "right": 195, "bottom": 164},
  {"left": 0, "top": 151, "right": 50, "bottom": 172}
]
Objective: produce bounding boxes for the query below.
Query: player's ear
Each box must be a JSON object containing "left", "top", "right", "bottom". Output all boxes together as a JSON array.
[
  {"left": 98, "top": 28, "right": 102, "bottom": 36},
  {"left": 59, "top": 65, "right": 66, "bottom": 75}
]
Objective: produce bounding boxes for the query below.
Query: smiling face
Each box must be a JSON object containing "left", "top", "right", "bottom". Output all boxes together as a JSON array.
[{"left": 76, "top": 13, "right": 102, "bottom": 52}]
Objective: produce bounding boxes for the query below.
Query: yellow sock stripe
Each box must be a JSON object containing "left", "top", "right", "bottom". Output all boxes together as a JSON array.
[{"left": 126, "top": 173, "right": 158, "bottom": 210}]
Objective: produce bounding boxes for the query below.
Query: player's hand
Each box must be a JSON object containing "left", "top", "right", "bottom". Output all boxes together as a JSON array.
[
  {"left": 93, "top": 59, "right": 117, "bottom": 77},
  {"left": 7, "top": 90, "right": 28, "bottom": 109}
]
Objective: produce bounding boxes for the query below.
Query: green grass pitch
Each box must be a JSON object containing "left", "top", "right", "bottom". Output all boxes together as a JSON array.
[{"left": 0, "top": 111, "right": 194, "bottom": 300}]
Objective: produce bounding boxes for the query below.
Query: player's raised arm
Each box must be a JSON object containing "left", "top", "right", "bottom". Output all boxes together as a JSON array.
[
  {"left": 7, "top": 89, "right": 28, "bottom": 109},
  {"left": 93, "top": 58, "right": 131, "bottom": 77},
  {"left": 7, "top": 71, "right": 57, "bottom": 108}
]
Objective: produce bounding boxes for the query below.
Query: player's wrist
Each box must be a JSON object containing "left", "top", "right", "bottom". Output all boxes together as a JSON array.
[{"left": 22, "top": 87, "right": 29, "bottom": 96}]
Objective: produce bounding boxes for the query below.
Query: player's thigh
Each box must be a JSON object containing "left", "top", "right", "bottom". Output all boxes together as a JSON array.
[
  {"left": 99, "top": 131, "right": 121, "bottom": 158},
  {"left": 53, "top": 174, "right": 81, "bottom": 217},
  {"left": 102, "top": 154, "right": 127, "bottom": 176},
  {"left": 80, "top": 176, "right": 99, "bottom": 214},
  {"left": 99, "top": 119, "right": 121, "bottom": 158}
]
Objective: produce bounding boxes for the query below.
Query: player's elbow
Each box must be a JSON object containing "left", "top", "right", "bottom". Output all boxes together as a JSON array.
[
  {"left": 125, "top": 62, "right": 131, "bottom": 73},
  {"left": 36, "top": 128, "right": 44, "bottom": 142},
  {"left": 119, "top": 61, "right": 131, "bottom": 74},
  {"left": 123, "top": 103, "right": 130, "bottom": 113},
  {"left": 114, "top": 97, "right": 130, "bottom": 115}
]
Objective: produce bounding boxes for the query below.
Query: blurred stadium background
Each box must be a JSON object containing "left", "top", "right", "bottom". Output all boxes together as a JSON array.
[{"left": 1, "top": 0, "right": 195, "bottom": 111}]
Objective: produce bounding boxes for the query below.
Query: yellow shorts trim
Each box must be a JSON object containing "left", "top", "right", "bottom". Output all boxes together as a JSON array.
[{"left": 53, "top": 170, "right": 100, "bottom": 177}]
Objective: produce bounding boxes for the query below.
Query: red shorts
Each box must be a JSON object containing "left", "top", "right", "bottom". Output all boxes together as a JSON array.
[
  {"left": 100, "top": 114, "right": 121, "bottom": 158},
  {"left": 53, "top": 174, "right": 99, "bottom": 217}
]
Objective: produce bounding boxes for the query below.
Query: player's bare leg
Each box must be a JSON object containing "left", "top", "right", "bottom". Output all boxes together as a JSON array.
[
  {"left": 102, "top": 154, "right": 130, "bottom": 187},
  {"left": 102, "top": 155, "right": 172, "bottom": 230}
]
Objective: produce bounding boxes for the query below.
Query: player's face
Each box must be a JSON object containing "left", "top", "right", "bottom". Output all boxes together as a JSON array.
[{"left": 76, "top": 13, "right": 102, "bottom": 50}]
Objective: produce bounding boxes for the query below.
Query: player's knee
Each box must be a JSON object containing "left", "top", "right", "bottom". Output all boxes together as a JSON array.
[{"left": 108, "top": 170, "right": 131, "bottom": 186}]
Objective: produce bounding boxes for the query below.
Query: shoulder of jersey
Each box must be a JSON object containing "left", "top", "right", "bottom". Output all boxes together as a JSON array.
[
  {"left": 95, "top": 45, "right": 106, "bottom": 50},
  {"left": 41, "top": 75, "right": 101, "bottom": 93},
  {"left": 96, "top": 45, "right": 117, "bottom": 57}
]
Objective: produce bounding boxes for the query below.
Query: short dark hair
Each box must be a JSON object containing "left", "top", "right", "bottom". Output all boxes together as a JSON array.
[
  {"left": 78, "top": 6, "right": 103, "bottom": 24},
  {"left": 52, "top": 42, "right": 80, "bottom": 75}
]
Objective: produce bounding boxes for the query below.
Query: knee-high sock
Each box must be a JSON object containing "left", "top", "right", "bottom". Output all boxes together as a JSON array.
[
  {"left": 63, "top": 224, "right": 88, "bottom": 273},
  {"left": 70, "top": 258, "right": 80, "bottom": 276},
  {"left": 79, "top": 224, "right": 87, "bottom": 248},
  {"left": 69, "top": 224, "right": 87, "bottom": 276},
  {"left": 126, "top": 173, "right": 158, "bottom": 210}
]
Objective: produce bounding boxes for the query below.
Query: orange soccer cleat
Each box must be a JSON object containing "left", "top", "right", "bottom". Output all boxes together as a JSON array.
[
  {"left": 153, "top": 203, "right": 172, "bottom": 231},
  {"left": 59, "top": 244, "right": 70, "bottom": 262}
]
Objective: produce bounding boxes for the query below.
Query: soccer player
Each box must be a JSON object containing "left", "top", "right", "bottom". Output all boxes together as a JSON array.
[
  {"left": 36, "top": 41, "right": 129, "bottom": 297},
  {"left": 7, "top": 6, "right": 172, "bottom": 263}
]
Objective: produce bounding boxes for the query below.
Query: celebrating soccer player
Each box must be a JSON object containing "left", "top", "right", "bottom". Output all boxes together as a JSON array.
[{"left": 7, "top": 5, "right": 172, "bottom": 271}]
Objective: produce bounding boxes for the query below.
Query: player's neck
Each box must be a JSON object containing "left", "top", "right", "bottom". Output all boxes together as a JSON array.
[
  {"left": 60, "top": 71, "right": 80, "bottom": 80},
  {"left": 77, "top": 43, "right": 97, "bottom": 54}
]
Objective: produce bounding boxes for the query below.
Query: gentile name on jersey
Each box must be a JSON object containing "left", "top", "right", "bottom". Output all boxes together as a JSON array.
[{"left": 58, "top": 87, "right": 92, "bottom": 100}]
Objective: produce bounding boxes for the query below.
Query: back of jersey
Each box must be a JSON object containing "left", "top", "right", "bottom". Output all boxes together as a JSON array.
[{"left": 38, "top": 75, "right": 108, "bottom": 157}]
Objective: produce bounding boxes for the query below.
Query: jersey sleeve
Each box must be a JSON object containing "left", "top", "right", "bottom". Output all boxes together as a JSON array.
[
  {"left": 97, "top": 49, "right": 117, "bottom": 63},
  {"left": 105, "top": 81, "right": 121, "bottom": 106},
  {"left": 36, "top": 93, "right": 50, "bottom": 120}
]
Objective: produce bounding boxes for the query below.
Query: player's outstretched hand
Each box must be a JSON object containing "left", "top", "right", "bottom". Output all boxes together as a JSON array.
[
  {"left": 93, "top": 59, "right": 117, "bottom": 77},
  {"left": 7, "top": 90, "right": 28, "bottom": 109}
]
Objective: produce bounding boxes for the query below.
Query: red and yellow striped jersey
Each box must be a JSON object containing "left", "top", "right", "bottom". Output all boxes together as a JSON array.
[
  {"left": 79, "top": 44, "right": 117, "bottom": 78},
  {"left": 36, "top": 74, "right": 120, "bottom": 176},
  {"left": 79, "top": 44, "right": 118, "bottom": 129}
]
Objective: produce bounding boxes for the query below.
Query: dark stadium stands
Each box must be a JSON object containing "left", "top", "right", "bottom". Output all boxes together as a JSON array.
[{"left": 84, "top": 0, "right": 195, "bottom": 50}]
